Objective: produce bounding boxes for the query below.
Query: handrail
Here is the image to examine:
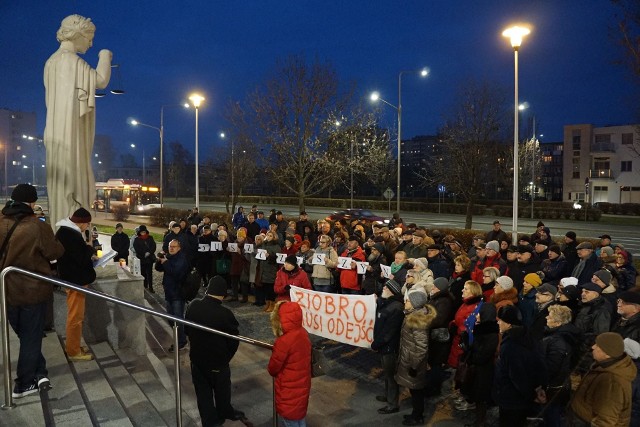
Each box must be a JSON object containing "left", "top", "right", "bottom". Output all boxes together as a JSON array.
[{"left": 0, "top": 266, "right": 275, "bottom": 426}]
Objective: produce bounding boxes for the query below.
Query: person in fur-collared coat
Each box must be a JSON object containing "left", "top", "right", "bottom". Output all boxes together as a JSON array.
[
  {"left": 395, "top": 290, "right": 437, "bottom": 426},
  {"left": 268, "top": 301, "right": 312, "bottom": 425}
]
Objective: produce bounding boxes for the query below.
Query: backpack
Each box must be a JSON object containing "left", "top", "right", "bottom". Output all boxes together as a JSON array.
[{"left": 181, "top": 268, "right": 202, "bottom": 301}]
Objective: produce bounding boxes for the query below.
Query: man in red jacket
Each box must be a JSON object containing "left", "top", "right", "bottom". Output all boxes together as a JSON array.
[
  {"left": 268, "top": 301, "right": 312, "bottom": 426},
  {"left": 340, "top": 235, "right": 366, "bottom": 295}
]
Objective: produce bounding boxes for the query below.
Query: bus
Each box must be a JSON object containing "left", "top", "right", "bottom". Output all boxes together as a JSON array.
[{"left": 94, "top": 178, "right": 160, "bottom": 213}]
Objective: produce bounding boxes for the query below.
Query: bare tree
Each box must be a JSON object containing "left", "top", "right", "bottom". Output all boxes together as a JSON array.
[
  {"left": 166, "top": 141, "right": 191, "bottom": 199},
  {"left": 417, "top": 80, "right": 508, "bottom": 228},
  {"left": 241, "top": 55, "right": 386, "bottom": 211}
]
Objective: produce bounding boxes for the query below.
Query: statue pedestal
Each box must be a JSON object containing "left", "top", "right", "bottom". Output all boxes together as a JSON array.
[{"left": 54, "top": 264, "right": 147, "bottom": 355}]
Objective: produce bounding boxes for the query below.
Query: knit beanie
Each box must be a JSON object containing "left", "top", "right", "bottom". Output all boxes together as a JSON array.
[
  {"left": 285, "top": 255, "right": 298, "bottom": 266},
  {"left": 624, "top": 338, "right": 640, "bottom": 359},
  {"left": 496, "top": 276, "right": 514, "bottom": 291},
  {"left": 594, "top": 269, "right": 612, "bottom": 286},
  {"left": 206, "top": 275, "right": 227, "bottom": 297},
  {"left": 524, "top": 273, "right": 542, "bottom": 287},
  {"left": 596, "top": 332, "right": 625, "bottom": 358},
  {"left": 70, "top": 207, "right": 92, "bottom": 223},
  {"left": 497, "top": 304, "right": 522, "bottom": 325},
  {"left": 384, "top": 279, "right": 402, "bottom": 296},
  {"left": 486, "top": 240, "right": 500, "bottom": 252},
  {"left": 11, "top": 183, "right": 38, "bottom": 203},
  {"left": 433, "top": 277, "right": 449, "bottom": 292},
  {"left": 548, "top": 245, "right": 561, "bottom": 256},
  {"left": 407, "top": 290, "right": 428, "bottom": 310},
  {"left": 412, "top": 257, "right": 428, "bottom": 270}
]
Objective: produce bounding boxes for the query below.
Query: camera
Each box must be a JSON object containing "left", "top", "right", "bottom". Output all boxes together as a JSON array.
[{"left": 157, "top": 252, "right": 165, "bottom": 259}]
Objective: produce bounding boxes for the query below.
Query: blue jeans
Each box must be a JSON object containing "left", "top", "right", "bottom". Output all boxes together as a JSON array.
[
  {"left": 7, "top": 302, "right": 47, "bottom": 388},
  {"left": 166, "top": 299, "right": 187, "bottom": 347},
  {"left": 280, "top": 417, "right": 306, "bottom": 427}
]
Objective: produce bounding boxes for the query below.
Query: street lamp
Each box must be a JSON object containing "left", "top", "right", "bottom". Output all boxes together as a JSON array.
[
  {"left": 370, "top": 67, "right": 429, "bottom": 214},
  {"left": 503, "top": 25, "right": 530, "bottom": 240},
  {"left": 220, "top": 132, "right": 234, "bottom": 206},
  {"left": 130, "top": 103, "right": 189, "bottom": 208},
  {"left": 189, "top": 94, "right": 205, "bottom": 209}
]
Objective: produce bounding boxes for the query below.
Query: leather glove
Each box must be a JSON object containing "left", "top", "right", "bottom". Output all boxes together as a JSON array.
[{"left": 408, "top": 368, "right": 417, "bottom": 377}]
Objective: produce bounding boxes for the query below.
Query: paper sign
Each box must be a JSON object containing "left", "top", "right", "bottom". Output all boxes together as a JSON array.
[
  {"left": 256, "top": 249, "right": 267, "bottom": 260},
  {"left": 380, "top": 264, "right": 391, "bottom": 279},
  {"left": 297, "top": 256, "right": 305, "bottom": 266},
  {"left": 227, "top": 243, "right": 239, "bottom": 253},
  {"left": 276, "top": 253, "right": 287, "bottom": 264},
  {"left": 290, "top": 286, "right": 375, "bottom": 348},
  {"left": 244, "top": 243, "right": 254, "bottom": 253},
  {"left": 198, "top": 243, "right": 210, "bottom": 252},
  {"left": 337, "top": 256, "right": 352, "bottom": 270},
  {"left": 311, "top": 253, "right": 326, "bottom": 265},
  {"left": 210, "top": 241, "right": 222, "bottom": 251},
  {"left": 356, "top": 261, "right": 369, "bottom": 275}
]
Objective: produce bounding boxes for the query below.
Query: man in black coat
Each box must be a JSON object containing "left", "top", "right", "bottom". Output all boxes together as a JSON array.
[
  {"left": 371, "top": 279, "right": 405, "bottom": 415},
  {"left": 562, "top": 231, "right": 579, "bottom": 276},
  {"left": 510, "top": 245, "right": 541, "bottom": 292},
  {"left": 614, "top": 290, "right": 640, "bottom": 342},
  {"left": 110, "top": 223, "right": 129, "bottom": 263},
  {"left": 530, "top": 283, "right": 559, "bottom": 341},
  {"left": 571, "top": 242, "right": 603, "bottom": 286},
  {"left": 185, "top": 276, "right": 244, "bottom": 426},
  {"left": 427, "top": 277, "right": 455, "bottom": 396},
  {"left": 493, "top": 305, "right": 547, "bottom": 427},
  {"left": 55, "top": 207, "right": 97, "bottom": 362}
]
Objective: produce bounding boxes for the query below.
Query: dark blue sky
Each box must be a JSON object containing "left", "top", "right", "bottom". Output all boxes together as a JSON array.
[{"left": 1, "top": 1, "right": 637, "bottom": 160}]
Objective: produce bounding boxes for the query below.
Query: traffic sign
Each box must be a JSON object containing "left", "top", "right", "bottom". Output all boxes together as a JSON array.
[
  {"left": 438, "top": 184, "right": 446, "bottom": 193},
  {"left": 383, "top": 188, "right": 395, "bottom": 200}
]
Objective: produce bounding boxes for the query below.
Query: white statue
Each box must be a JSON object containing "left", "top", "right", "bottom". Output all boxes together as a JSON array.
[{"left": 44, "top": 14, "right": 112, "bottom": 228}]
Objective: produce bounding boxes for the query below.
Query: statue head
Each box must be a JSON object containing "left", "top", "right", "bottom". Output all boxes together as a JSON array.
[{"left": 56, "top": 14, "right": 96, "bottom": 53}]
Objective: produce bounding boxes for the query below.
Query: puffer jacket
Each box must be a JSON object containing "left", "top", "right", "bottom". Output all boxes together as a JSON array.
[
  {"left": 395, "top": 305, "right": 436, "bottom": 390},
  {"left": 0, "top": 202, "right": 64, "bottom": 306},
  {"left": 268, "top": 301, "right": 312, "bottom": 421},
  {"left": 571, "top": 354, "right": 637, "bottom": 426},
  {"left": 274, "top": 266, "right": 312, "bottom": 301},
  {"left": 339, "top": 246, "right": 366, "bottom": 290}
]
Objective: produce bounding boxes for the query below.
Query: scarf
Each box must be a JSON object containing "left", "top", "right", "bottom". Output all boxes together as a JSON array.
[{"left": 390, "top": 262, "right": 404, "bottom": 274}]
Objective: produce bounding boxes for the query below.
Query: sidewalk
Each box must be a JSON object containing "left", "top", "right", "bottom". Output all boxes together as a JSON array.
[{"left": 91, "top": 210, "right": 168, "bottom": 235}]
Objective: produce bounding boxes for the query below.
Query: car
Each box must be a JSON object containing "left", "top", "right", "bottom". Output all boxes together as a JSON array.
[{"left": 325, "top": 208, "right": 389, "bottom": 224}]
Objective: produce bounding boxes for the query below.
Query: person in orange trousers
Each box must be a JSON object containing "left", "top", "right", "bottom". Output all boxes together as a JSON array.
[{"left": 55, "top": 207, "right": 98, "bottom": 361}]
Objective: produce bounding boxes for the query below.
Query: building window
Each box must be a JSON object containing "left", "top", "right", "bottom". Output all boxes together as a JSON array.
[
  {"left": 622, "top": 161, "right": 632, "bottom": 172},
  {"left": 572, "top": 137, "right": 580, "bottom": 150},
  {"left": 622, "top": 133, "right": 634, "bottom": 145},
  {"left": 595, "top": 134, "right": 611, "bottom": 143}
]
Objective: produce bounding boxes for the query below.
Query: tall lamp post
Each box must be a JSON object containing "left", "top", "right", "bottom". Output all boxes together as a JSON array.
[
  {"left": 370, "top": 68, "right": 428, "bottom": 214},
  {"left": 503, "top": 25, "right": 530, "bottom": 240},
  {"left": 130, "top": 103, "right": 189, "bottom": 207},
  {"left": 189, "top": 94, "right": 204, "bottom": 209}
]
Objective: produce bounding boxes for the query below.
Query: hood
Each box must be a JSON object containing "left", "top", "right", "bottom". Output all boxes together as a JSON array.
[
  {"left": 595, "top": 355, "right": 638, "bottom": 383},
  {"left": 55, "top": 217, "right": 82, "bottom": 233},
  {"left": 270, "top": 301, "right": 303, "bottom": 337},
  {"left": 404, "top": 304, "right": 437, "bottom": 329},
  {"left": 1, "top": 200, "right": 34, "bottom": 217}
]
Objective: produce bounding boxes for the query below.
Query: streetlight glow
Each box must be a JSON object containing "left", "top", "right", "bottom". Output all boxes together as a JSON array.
[
  {"left": 131, "top": 119, "right": 139, "bottom": 126},
  {"left": 502, "top": 25, "right": 530, "bottom": 48},
  {"left": 189, "top": 94, "right": 204, "bottom": 108},
  {"left": 370, "top": 92, "right": 380, "bottom": 102},
  {"left": 220, "top": 132, "right": 225, "bottom": 139},
  {"left": 189, "top": 93, "right": 205, "bottom": 209},
  {"left": 420, "top": 68, "right": 429, "bottom": 77}
]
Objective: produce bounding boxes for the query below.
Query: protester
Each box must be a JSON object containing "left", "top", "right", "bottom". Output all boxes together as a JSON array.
[
  {"left": 448, "top": 281, "right": 483, "bottom": 369},
  {"left": 267, "top": 300, "right": 312, "bottom": 427},
  {"left": 490, "top": 275, "right": 518, "bottom": 311},
  {"left": 311, "top": 235, "right": 338, "bottom": 293},
  {"left": 570, "top": 332, "right": 636, "bottom": 425},
  {"left": 56, "top": 207, "right": 97, "bottom": 362},
  {"left": 339, "top": 235, "right": 366, "bottom": 295},
  {"left": 372, "top": 279, "right": 405, "bottom": 415},
  {"left": 614, "top": 290, "right": 640, "bottom": 342},
  {"left": 426, "top": 277, "right": 455, "bottom": 396},
  {"left": 395, "top": 291, "right": 436, "bottom": 426},
  {"left": 185, "top": 276, "right": 244, "bottom": 425},
  {"left": 274, "top": 255, "right": 312, "bottom": 301},
  {"left": 449, "top": 255, "right": 472, "bottom": 309},
  {"left": 1, "top": 184, "right": 64, "bottom": 397},
  {"left": 574, "top": 281, "right": 612, "bottom": 373},
  {"left": 110, "top": 223, "right": 129, "bottom": 263},
  {"left": 133, "top": 225, "right": 157, "bottom": 292}
]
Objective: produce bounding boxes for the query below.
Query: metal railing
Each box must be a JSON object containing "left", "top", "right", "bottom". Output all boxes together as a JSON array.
[{"left": 0, "top": 266, "right": 275, "bottom": 426}]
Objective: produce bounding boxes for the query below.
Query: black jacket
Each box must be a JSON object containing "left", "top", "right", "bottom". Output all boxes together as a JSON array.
[
  {"left": 509, "top": 255, "right": 542, "bottom": 292},
  {"left": 133, "top": 235, "right": 157, "bottom": 265},
  {"left": 371, "top": 296, "right": 404, "bottom": 354},
  {"left": 462, "top": 320, "right": 499, "bottom": 403},
  {"left": 492, "top": 326, "right": 547, "bottom": 410},
  {"left": 185, "top": 296, "right": 239, "bottom": 370},
  {"left": 542, "top": 323, "right": 583, "bottom": 387},
  {"left": 530, "top": 301, "right": 558, "bottom": 342},
  {"left": 110, "top": 231, "right": 130, "bottom": 262},
  {"left": 562, "top": 241, "right": 579, "bottom": 276},
  {"left": 614, "top": 312, "right": 640, "bottom": 343},
  {"left": 428, "top": 290, "right": 456, "bottom": 366},
  {"left": 573, "top": 252, "right": 603, "bottom": 286},
  {"left": 155, "top": 250, "right": 189, "bottom": 301},
  {"left": 56, "top": 224, "right": 96, "bottom": 286}
]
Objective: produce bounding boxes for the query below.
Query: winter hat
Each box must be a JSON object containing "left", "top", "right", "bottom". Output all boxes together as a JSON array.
[
  {"left": 486, "top": 240, "right": 500, "bottom": 252},
  {"left": 137, "top": 225, "right": 148, "bottom": 234},
  {"left": 601, "top": 246, "right": 614, "bottom": 257},
  {"left": 619, "top": 290, "right": 640, "bottom": 305},
  {"left": 548, "top": 245, "right": 561, "bottom": 256},
  {"left": 495, "top": 276, "right": 514, "bottom": 291},
  {"left": 412, "top": 257, "right": 429, "bottom": 270},
  {"left": 384, "top": 279, "right": 402, "bottom": 296},
  {"left": 576, "top": 242, "right": 593, "bottom": 250},
  {"left": 595, "top": 332, "right": 625, "bottom": 358},
  {"left": 285, "top": 236, "right": 295, "bottom": 244},
  {"left": 70, "top": 207, "right": 92, "bottom": 223},
  {"left": 560, "top": 277, "right": 578, "bottom": 287},
  {"left": 582, "top": 281, "right": 603, "bottom": 294},
  {"left": 524, "top": 273, "right": 542, "bottom": 287},
  {"left": 537, "top": 221, "right": 545, "bottom": 227},
  {"left": 393, "top": 227, "right": 403, "bottom": 236},
  {"left": 171, "top": 222, "right": 181, "bottom": 229},
  {"left": 407, "top": 290, "right": 428, "bottom": 310},
  {"left": 479, "top": 303, "right": 497, "bottom": 322},
  {"left": 206, "top": 276, "right": 228, "bottom": 297},
  {"left": 285, "top": 255, "right": 298, "bottom": 266},
  {"left": 433, "top": 277, "right": 449, "bottom": 292},
  {"left": 11, "top": 183, "right": 38, "bottom": 203},
  {"left": 115, "top": 223, "right": 123, "bottom": 229},
  {"left": 565, "top": 231, "right": 577, "bottom": 241},
  {"left": 517, "top": 244, "right": 534, "bottom": 254},
  {"left": 372, "top": 243, "right": 385, "bottom": 253},
  {"left": 168, "top": 221, "right": 176, "bottom": 229},
  {"left": 413, "top": 229, "right": 427, "bottom": 238},
  {"left": 559, "top": 285, "right": 581, "bottom": 301},
  {"left": 593, "top": 269, "right": 612, "bottom": 286},
  {"left": 497, "top": 304, "right": 522, "bottom": 325},
  {"left": 537, "top": 283, "right": 557, "bottom": 297},
  {"left": 624, "top": 338, "right": 640, "bottom": 359},
  {"left": 301, "top": 240, "right": 311, "bottom": 248},
  {"left": 543, "top": 227, "right": 551, "bottom": 235}
]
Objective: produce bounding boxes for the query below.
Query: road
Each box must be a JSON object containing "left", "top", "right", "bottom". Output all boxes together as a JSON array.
[{"left": 162, "top": 200, "right": 640, "bottom": 254}]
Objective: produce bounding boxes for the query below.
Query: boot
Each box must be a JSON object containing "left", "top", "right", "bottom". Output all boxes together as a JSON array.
[{"left": 264, "top": 300, "right": 275, "bottom": 313}]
